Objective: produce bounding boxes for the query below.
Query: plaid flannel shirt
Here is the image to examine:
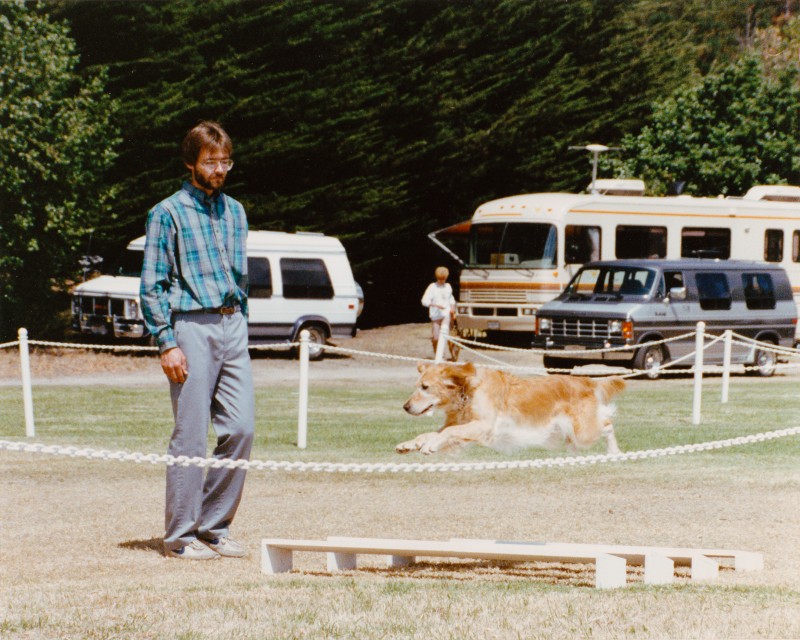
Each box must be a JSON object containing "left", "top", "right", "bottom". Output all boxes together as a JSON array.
[{"left": 140, "top": 181, "right": 249, "bottom": 352}]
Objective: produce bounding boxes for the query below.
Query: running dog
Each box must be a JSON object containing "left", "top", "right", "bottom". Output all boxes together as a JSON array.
[{"left": 396, "top": 362, "right": 625, "bottom": 456}]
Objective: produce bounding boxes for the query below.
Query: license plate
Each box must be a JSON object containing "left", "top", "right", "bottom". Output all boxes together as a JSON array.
[
  {"left": 565, "top": 345, "right": 585, "bottom": 350},
  {"left": 488, "top": 321, "right": 500, "bottom": 330}
]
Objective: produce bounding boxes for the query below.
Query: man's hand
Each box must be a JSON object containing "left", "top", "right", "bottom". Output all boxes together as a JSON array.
[{"left": 161, "top": 347, "right": 188, "bottom": 384}]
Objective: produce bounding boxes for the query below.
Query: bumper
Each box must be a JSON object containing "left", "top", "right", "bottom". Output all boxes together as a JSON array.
[
  {"left": 457, "top": 309, "right": 536, "bottom": 333},
  {"left": 534, "top": 338, "right": 634, "bottom": 363},
  {"left": 73, "top": 314, "right": 146, "bottom": 339}
]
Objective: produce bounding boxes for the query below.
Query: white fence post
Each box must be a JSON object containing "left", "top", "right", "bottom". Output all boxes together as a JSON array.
[
  {"left": 721, "top": 330, "right": 732, "bottom": 404},
  {"left": 297, "top": 330, "right": 309, "bottom": 449},
  {"left": 434, "top": 310, "right": 451, "bottom": 363},
  {"left": 18, "top": 328, "right": 35, "bottom": 438},
  {"left": 692, "top": 321, "right": 705, "bottom": 425}
]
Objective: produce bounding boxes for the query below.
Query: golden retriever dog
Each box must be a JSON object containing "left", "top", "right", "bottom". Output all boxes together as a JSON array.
[{"left": 396, "top": 362, "right": 625, "bottom": 456}]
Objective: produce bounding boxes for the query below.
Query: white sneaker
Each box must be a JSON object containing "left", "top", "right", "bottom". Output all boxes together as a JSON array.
[
  {"left": 166, "top": 539, "right": 220, "bottom": 560},
  {"left": 202, "top": 537, "right": 247, "bottom": 558}
]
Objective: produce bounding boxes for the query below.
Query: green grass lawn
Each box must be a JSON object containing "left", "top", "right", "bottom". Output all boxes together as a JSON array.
[
  {"left": 2, "top": 376, "right": 800, "bottom": 639},
  {"left": 2, "top": 377, "right": 799, "bottom": 467}
]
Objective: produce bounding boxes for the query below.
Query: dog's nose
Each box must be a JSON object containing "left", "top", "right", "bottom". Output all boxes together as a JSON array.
[{"left": 403, "top": 401, "right": 412, "bottom": 413}]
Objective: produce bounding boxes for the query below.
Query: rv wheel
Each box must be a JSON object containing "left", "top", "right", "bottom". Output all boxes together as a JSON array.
[{"left": 633, "top": 343, "right": 666, "bottom": 380}]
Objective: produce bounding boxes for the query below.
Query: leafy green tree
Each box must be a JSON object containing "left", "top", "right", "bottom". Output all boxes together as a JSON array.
[
  {"left": 0, "top": 1, "right": 119, "bottom": 338},
  {"left": 605, "top": 56, "right": 800, "bottom": 195}
]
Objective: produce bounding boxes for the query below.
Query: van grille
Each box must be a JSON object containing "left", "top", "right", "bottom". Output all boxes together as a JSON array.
[{"left": 548, "top": 317, "right": 610, "bottom": 339}]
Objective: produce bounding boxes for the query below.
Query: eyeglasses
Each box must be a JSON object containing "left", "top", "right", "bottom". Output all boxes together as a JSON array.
[{"left": 199, "top": 159, "right": 234, "bottom": 170}]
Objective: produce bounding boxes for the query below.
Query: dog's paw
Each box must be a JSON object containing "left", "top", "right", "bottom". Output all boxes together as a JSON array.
[
  {"left": 395, "top": 440, "right": 420, "bottom": 454},
  {"left": 419, "top": 434, "right": 446, "bottom": 455}
]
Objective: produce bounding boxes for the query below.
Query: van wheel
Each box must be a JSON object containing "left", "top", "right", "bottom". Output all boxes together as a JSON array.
[
  {"left": 633, "top": 343, "right": 666, "bottom": 380},
  {"left": 297, "top": 324, "right": 327, "bottom": 361},
  {"left": 747, "top": 342, "right": 777, "bottom": 377},
  {"left": 542, "top": 355, "right": 574, "bottom": 374}
]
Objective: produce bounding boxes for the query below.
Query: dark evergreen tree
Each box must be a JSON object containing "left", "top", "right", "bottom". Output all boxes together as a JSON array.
[{"left": 52, "top": 0, "right": 792, "bottom": 328}]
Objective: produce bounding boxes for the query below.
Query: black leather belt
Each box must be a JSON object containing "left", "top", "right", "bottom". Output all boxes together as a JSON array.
[{"left": 183, "top": 305, "right": 239, "bottom": 315}]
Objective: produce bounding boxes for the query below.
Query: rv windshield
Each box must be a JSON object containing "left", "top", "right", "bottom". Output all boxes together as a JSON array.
[
  {"left": 563, "top": 265, "right": 657, "bottom": 300},
  {"left": 468, "top": 223, "right": 557, "bottom": 269}
]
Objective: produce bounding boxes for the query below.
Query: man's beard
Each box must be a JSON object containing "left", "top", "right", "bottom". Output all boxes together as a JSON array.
[{"left": 195, "top": 170, "right": 225, "bottom": 193}]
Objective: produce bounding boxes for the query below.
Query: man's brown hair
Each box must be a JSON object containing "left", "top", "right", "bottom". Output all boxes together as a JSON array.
[{"left": 181, "top": 120, "right": 233, "bottom": 166}]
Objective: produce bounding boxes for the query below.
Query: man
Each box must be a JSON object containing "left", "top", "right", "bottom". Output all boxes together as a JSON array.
[{"left": 140, "top": 121, "right": 254, "bottom": 560}]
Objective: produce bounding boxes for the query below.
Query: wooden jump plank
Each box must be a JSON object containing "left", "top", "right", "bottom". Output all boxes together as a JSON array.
[
  {"left": 261, "top": 536, "right": 761, "bottom": 588},
  {"left": 264, "top": 537, "right": 607, "bottom": 565},
  {"left": 644, "top": 553, "right": 675, "bottom": 585},
  {"left": 448, "top": 538, "right": 762, "bottom": 572},
  {"left": 261, "top": 537, "right": 628, "bottom": 588}
]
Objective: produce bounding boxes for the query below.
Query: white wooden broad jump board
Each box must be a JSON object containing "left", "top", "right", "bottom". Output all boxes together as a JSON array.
[{"left": 261, "top": 536, "right": 763, "bottom": 589}]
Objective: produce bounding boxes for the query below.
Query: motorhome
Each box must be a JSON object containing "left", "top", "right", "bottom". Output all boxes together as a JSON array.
[
  {"left": 430, "top": 181, "right": 800, "bottom": 339},
  {"left": 71, "top": 230, "right": 363, "bottom": 359}
]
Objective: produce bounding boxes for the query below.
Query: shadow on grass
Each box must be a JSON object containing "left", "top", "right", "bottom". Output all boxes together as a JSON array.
[{"left": 119, "top": 537, "right": 164, "bottom": 555}]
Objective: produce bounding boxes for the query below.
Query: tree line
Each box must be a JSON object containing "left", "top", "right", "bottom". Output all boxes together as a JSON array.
[{"left": 1, "top": 0, "right": 798, "bottom": 338}]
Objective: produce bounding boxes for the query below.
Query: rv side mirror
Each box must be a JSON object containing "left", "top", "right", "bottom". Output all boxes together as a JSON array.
[{"left": 667, "top": 286, "right": 686, "bottom": 301}]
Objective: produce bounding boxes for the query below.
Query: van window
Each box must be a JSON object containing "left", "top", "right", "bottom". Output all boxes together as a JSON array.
[
  {"left": 742, "top": 273, "right": 776, "bottom": 310},
  {"left": 681, "top": 228, "right": 730, "bottom": 259},
  {"left": 247, "top": 257, "right": 272, "bottom": 299},
  {"left": 764, "top": 229, "right": 783, "bottom": 262},
  {"left": 659, "top": 271, "right": 684, "bottom": 297},
  {"left": 793, "top": 231, "right": 800, "bottom": 262},
  {"left": 565, "top": 225, "right": 601, "bottom": 264},
  {"left": 696, "top": 272, "right": 731, "bottom": 310},
  {"left": 280, "top": 258, "right": 334, "bottom": 299},
  {"left": 615, "top": 226, "right": 666, "bottom": 259},
  {"left": 564, "top": 266, "right": 656, "bottom": 298}
]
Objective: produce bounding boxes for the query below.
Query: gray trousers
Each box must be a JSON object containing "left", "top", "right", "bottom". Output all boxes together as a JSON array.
[{"left": 164, "top": 311, "right": 255, "bottom": 551}]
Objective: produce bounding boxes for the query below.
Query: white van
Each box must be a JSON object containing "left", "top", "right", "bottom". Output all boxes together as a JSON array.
[{"left": 71, "top": 230, "right": 363, "bottom": 358}]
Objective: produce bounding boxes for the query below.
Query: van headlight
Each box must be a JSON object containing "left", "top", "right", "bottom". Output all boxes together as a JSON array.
[
  {"left": 609, "top": 319, "right": 634, "bottom": 340},
  {"left": 538, "top": 317, "right": 551, "bottom": 332},
  {"left": 125, "top": 299, "right": 139, "bottom": 319},
  {"left": 457, "top": 305, "right": 469, "bottom": 314},
  {"left": 522, "top": 308, "right": 535, "bottom": 316}
]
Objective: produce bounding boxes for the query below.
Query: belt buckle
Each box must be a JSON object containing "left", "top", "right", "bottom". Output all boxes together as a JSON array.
[{"left": 220, "top": 305, "right": 236, "bottom": 315}]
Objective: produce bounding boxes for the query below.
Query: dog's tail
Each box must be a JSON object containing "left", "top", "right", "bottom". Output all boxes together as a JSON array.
[{"left": 596, "top": 376, "right": 626, "bottom": 403}]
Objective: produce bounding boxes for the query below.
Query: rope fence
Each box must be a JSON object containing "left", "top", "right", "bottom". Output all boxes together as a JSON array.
[
  {"left": 2, "top": 426, "right": 798, "bottom": 473},
  {"left": 4, "top": 324, "right": 800, "bottom": 462}
]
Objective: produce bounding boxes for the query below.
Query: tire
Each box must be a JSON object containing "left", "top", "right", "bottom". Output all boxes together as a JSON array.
[
  {"left": 633, "top": 343, "right": 667, "bottom": 380},
  {"left": 297, "top": 324, "right": 327, "bottom": 361},
  {"left": 746, "top": 341, "right": 777, "bottom": 377},
  {"left": 542, "top": 355, "right": 575, "bottom": 374}
]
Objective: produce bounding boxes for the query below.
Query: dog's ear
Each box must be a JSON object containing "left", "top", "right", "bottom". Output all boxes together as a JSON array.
[
  {"left": 417, "top": 361, "right": 429, "bottom": 374},
  {"left": 444, "top": 362, "right": 476, "bottom": 389}
]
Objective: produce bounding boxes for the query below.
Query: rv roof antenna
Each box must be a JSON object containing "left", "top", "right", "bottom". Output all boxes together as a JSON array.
[{"left": 569, "top": 144, "right": 621, "bottom": 194}]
